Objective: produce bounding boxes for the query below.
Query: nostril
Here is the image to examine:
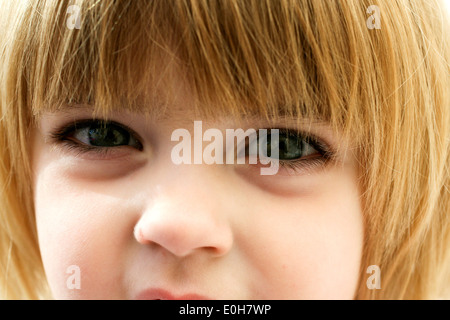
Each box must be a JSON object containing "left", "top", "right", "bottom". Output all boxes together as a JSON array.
[
  {"left": 134, "top": 224, "right": 150, "bottom": 245},
  {"left": 205, "top": 246, "right": 224, "bottom": 257}
]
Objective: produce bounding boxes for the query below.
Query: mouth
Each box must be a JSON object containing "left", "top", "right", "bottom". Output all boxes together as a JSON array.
[{"left": 135, "top": 288, "right": 212, "bottom": 300}]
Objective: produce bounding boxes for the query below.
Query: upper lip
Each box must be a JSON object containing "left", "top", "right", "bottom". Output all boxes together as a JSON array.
[{"left": 135, "top": 288, "right": 212, "bottom": 300}]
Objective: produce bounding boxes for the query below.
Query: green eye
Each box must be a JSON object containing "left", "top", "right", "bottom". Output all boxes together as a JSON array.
[
  {"left": 70, "top": 120, "right": 143, "bottom": 150},
  {"left": 87, "top": 123, "right": 131, "bottom": 147},
  {"left": 264, "top": 131, "right": 320, "bottom": 160}
]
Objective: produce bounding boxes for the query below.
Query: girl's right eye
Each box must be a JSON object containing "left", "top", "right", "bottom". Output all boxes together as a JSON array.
[{"left": 51, "top": 119, "right": 144, "bottom": 152}]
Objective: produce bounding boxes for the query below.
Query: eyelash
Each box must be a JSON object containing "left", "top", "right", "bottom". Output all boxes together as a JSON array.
[
  {"left": 49, "top": 119, "right": 143, "bottom": 158},
  {"left": 49, "top": 120, "right": 335, "bottom": 173},
  {"left": 278, "top": 156, "right": 329, "bottom": 174},
  {"left": 252, "top": 129, "right": 334, "bottom": 174}
]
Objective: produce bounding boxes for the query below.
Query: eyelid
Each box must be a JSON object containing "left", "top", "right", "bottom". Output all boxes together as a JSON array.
[
  {"left": 240, "top": 127, "right": 336, "bottom": 175},
  {"left": 243, "top": 128, "right": 334, "bottom": 158},
  {"left": 49, "top": 119, "right": 144, "bottom": 151}
]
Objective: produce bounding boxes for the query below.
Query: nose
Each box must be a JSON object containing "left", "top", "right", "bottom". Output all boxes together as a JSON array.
[{"left": 133, "top": 186, "right": 234, "bottom": 258}]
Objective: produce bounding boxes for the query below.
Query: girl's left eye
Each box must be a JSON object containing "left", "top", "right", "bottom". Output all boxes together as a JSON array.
[
  {"left": 245, "top": 130, "right": 330, "bottom": 160},
  {"left": 243, "top": 129, "right": 333, "bottom": 174},
  {"left": 265, "top": 130, "right": 321, "bottom": 160},
  {"left": 52, "top": 120, "right": 143, "bottom": 151}
]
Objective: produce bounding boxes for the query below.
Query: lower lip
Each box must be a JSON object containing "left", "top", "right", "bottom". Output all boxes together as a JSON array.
[{"left": 135, "top": 288, "right": 211, "bottom": 300}]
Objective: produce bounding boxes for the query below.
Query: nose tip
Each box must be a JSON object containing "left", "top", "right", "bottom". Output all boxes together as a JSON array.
[{"left": 133, "top": 202, "right": 233, "bottom": 258}]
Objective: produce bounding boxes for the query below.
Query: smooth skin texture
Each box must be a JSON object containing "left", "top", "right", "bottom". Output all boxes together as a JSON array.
[{"left": 31, "top": 82, "right": 364, "bottom": 299}]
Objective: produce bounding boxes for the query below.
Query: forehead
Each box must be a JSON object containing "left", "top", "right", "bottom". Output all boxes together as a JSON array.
[{"left": 34, "top": 53, "right": 325, "bottom": 125}]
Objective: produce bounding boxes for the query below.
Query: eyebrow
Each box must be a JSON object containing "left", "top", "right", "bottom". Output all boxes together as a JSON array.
[
  {"left": 45, "top": 98, "right": 166, "bottom": 118},
  {"left": 44, "top": 98, "right": 326, "bottom": 126}
]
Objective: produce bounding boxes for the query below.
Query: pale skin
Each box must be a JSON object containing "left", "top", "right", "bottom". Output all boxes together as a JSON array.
[{"left": 31, "top": 80, "right": 364, "bottom": 299}]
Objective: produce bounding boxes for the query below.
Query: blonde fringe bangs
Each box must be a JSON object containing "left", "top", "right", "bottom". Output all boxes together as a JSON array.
[
  {"left": 0, "top": 0, "right": 449, "bottom": 299},
  {"left": 21, "top": 0, "right": 375, "bottom": 136}
]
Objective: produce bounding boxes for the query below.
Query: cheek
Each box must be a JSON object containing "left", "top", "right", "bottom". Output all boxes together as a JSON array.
[
  {"left": 248, "top": 172, "right": 363, "bottom": 299},
  {"left": 34, "top": 162, "right": 135, "bottom": 299}
]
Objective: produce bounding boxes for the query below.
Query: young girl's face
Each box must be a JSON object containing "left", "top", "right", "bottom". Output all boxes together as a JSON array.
[{"left": 31, "top": 79, "right": 364, "bottom": 299}]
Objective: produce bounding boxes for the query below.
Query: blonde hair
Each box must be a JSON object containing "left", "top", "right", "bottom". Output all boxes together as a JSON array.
[{"left": 0, "top": 0, "right": 448, "bottom": 299}]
